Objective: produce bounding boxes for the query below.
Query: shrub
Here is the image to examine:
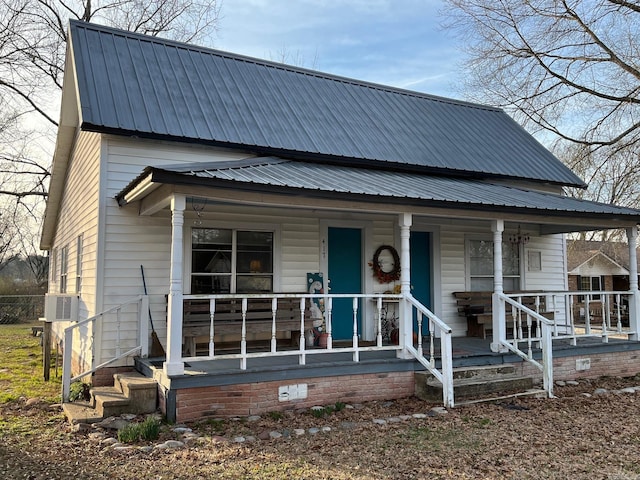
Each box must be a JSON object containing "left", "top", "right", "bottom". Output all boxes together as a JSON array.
[
  {"left": 267, "top": 411, "right": 283, "bottom": 420},
  {"left": 68, "top": 382, "right": 91, "bottom": 402},
  {"left": 117, "top": 416, "right": 161, "bottom": 443}
]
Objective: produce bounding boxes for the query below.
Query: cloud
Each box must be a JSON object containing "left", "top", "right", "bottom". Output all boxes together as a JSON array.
[{"left": 216, "top": 0, "right": 463, "bottom": 98}]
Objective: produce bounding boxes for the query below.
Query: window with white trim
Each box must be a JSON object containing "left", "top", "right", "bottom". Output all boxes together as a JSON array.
[
  {"left": 60, "top": 246, "right": 69, "bottom": 294},
  {"left": 467, "top": 239, "right": 521, "bottom": 291},
  {"left": 76, "top": 235, "right": 83, "bottom": 293},
  {"left": 579, "top": 275, "right": 603, "bottom": 301},
  {"left": 50, "top": 248, "right": 57, "bottom": 286},
  {"left": 190, "top": 228, "right": 273, "bottom": 294}
]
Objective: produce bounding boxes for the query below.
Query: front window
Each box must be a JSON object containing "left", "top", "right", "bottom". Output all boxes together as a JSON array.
[
  {"left": 468, "top": 239, "right": 520, "bottom": 291},
  {"left": 191, "top": 228, "right": 273, "bottom": 294}
]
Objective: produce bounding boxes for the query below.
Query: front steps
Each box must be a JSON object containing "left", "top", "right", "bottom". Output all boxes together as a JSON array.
[
  {"left": 415, "top": 365, "right": 541, "bottom": 404},
  {"left": 63, "top": 372, "right": 158, "bottom": 424}
]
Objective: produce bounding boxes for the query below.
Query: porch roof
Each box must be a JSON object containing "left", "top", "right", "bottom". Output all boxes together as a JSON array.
[{"left": 116, "top": 157, "right": 640, "bottom": 232}]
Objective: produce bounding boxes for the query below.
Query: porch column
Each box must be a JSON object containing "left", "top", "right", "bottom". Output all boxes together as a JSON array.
[
  {"left": 397, "top": 213, "right": 413, "bottom": 359},
  {"left": 491, "top": 219, "right": 507, "bottom": 352},
  {"left": 627, "top": 226, "right": 639, "bottom": 341},
  {"left": 164, "top": 194, "right": 186, "bottom": 376}
]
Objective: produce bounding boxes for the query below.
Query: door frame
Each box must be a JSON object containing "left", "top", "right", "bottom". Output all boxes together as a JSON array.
[
  {"left": 399, "top": 221, "right": 441, "bottom": 320},
  {"left": 320, "top": 220, "right": 374, "bottom": 340}
]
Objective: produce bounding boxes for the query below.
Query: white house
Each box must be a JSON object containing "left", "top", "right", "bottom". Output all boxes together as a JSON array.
[{"left": 42, "top": 21, "right": 640, "bottom": 422}]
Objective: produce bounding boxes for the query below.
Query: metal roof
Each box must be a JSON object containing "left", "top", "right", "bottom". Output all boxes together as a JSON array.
[
  {"left": 116, "top": 158, "right": 640, "bottom": 221},
  {"left": 69, "top": 20, "right": 585, "bottom": 187}
]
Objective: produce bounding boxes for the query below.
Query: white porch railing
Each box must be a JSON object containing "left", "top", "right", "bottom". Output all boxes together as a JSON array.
[
  {"left": 498, "top": 290, "right": 639, "bottom": 399},
  {"left": 507, "top": 290, "right": 636, "bottom": 344},
  {"left": 179, "top": 292, "right": 455, "bottom": 407},
  {"left": 61, "top": 295, "right": 149, "bottom": 402}
]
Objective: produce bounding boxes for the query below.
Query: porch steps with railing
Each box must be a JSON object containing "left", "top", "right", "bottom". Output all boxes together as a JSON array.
[
  {"left": 415, "top": 364, "right": 541, "bottom": 404},
  {"left": 62, "top": 372, "right": 158, "bottom": 424}
]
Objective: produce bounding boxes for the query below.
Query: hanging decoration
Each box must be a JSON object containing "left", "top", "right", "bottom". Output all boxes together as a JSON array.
[
  {"left": 192, "top": 198, "right": 205, "bottom": 226},
  {"left": 509, "top": 225, "right": 530, "bottom": 246},
  {"left": 369, "top": 245, "right": 401, "bottom": 284}
]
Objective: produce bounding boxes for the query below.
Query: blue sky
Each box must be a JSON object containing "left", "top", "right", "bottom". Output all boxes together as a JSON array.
[{"left": 215, "top": 0, "right": 464, "bottom": 99}]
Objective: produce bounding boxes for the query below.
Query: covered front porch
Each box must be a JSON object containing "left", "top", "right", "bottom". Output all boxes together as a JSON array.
[{"left": 101, "top": 162, "right": 640, "bottom": 420}]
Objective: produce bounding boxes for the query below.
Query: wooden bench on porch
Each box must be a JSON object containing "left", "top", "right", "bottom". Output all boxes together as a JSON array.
[
  {"left": 453, "top": 291, "right": 553, "bottom": 339},
  {"left": 182, "top": 297, "right": 314, "bottom": 356}
]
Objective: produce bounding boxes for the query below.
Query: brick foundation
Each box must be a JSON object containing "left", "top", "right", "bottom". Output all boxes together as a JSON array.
[
  {"left": 519, "top": 349, "right": 640, "bottom": 382},
  {"left": 91, "top": 366, "right": 137, "bottom": 387},
  {"left": 169, "top": 371, "right": 416, "bottom": 422}
]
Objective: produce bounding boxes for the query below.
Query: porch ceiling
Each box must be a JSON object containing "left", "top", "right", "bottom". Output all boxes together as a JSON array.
[{"left": 116, "top": 158, "right": 640, "bottom": 233}]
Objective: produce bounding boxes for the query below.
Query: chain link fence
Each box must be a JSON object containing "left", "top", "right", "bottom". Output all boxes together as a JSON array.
[{"left": 0, "top": 295, "right": 45, "bottom": 324}]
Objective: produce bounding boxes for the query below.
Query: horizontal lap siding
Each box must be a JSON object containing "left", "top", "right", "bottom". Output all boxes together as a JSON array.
[
  {"left": 437, "top": 222, "right": 566, "bottom": 335},
  {"left": 104, "top": 139, "right": 401, "bottom": 356},
  {"left": 102, "top": 138, "right": 250, "bottom": 361},
  {"left": 50, "top": 132, "right": 101, "bottom": 359}
]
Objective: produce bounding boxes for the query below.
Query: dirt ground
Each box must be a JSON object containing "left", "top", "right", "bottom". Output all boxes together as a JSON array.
[{"left": 2, "top": 376, "right": 640, "bottom": 479}]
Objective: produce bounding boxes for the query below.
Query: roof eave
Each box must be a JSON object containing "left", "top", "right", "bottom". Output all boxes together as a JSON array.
[
  {"left": 40, "top": 35, "right": 82, "bottom": 250},
  {"left": 88, "top": 124, "right": 588, "bottom": 189}
]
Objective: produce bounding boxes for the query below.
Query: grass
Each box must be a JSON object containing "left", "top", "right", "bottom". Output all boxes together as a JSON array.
[
  {"left": 0, "top": 323, "right": 61, "bottom": 403},
  {"left": 117, "top": 416, "right": 161, "bottom": 443}
]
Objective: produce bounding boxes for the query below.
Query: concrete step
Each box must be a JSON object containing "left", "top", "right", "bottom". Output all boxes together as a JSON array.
[
  {"left": 62, "top": 401, "right": 103, "bottom": 425},
  {"left": 113, "top": 373, "right": 157, "bottom": 414},
  {"left": 62, "top": 372, "right": 158, "bottom": 424},
  {"left": 92, "top": 386, "right": 132, "bottom": 418},
  {"left": 415, "top": 365, "right": 536, "bottom": 403}
]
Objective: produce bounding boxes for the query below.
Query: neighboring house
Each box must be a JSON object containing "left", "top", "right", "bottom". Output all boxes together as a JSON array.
[
  {"left": 568, "top": 240, "right": 640, "bottom": 293},
  {"left": 567, "top": 240, "right": 640, "bottom": 325},
  {"left": 42, "top": 21, "right": 640, "bottom": 422}
]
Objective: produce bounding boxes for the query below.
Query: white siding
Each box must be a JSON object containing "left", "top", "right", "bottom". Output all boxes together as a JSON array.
[
  {"left": 97, "top": 137, "right": 572, "bottom": 355},
  {"left": 48, "top": 131, "right": 102, "bottom": 368},
  {"left": 436, "top": 222, "right": 568, "bottom": 335}
]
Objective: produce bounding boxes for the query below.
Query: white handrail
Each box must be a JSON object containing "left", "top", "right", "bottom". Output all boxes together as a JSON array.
[
  {"left": 405, "top": 294, "right": 454, "bottom": 408},
  {"left": 497, "top": 292, "right": 554, "bottom": 397},
  {"left": 61, "top": 295, "right": 148, "bottom": 402}
]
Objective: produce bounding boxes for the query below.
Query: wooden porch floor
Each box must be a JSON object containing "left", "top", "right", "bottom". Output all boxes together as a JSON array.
[{"left": 135, "top": 336, "right": 640, "bottom": 390}]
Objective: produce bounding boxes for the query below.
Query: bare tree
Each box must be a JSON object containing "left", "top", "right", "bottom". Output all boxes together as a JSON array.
[
  {"left": 445, "top": 0, "right": 640, "bottom": 205},
  {"left": 0, "top": 0, "right": 221, "bottom": 266},
  {"left": 0, "top": 0, "right": 221, "bottom": 201}
]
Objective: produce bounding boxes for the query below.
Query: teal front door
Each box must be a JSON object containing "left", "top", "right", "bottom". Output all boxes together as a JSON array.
[
  {"left": 328, "top": 227, "right": 362, "bottom": 340},
  {"left": 411, "top": 231, "right": 432, "bottom": 332}
]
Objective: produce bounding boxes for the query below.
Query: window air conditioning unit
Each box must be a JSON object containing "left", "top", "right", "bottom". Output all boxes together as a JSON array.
[{"left": 44, "top": 294, "right": 79, "bottom": 322}]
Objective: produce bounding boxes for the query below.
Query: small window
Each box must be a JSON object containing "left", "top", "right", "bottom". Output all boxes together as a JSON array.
[
  {"left": 60, "top": 246, "right": 68, "bottom": 294},
  {"left": 50, "top": 248, "right": 57, "bottom": 285},
  {"left": 468, "top": 239, "right": 521, "bottom": 291},
  {"left": 76, "top": 235, "right": 83, "bottom": 293},
  {"left": 191, "top": 228, "right": 273, "bottom": 294},
  {"left": 579, "top": 275, "right": 603, "bottom": 301}
]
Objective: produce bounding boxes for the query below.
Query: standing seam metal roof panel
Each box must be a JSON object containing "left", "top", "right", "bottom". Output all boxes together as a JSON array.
[
  {"left": 149, "top": 160, "right": 634, "bottom": 216},
  {"left": 70, "top": 20, "right": 586, "bottom": 187}
]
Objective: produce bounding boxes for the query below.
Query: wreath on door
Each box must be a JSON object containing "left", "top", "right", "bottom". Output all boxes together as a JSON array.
[{"left": 370, "top": 245, "right": 401, "bottom": 284}]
